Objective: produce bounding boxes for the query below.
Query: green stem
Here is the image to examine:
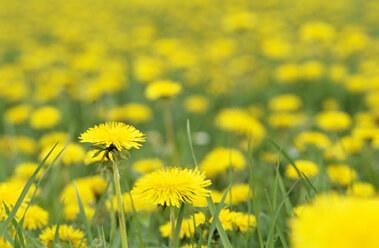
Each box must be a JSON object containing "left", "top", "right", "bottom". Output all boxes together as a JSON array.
[
  {"left": 113, "top": 159, "right": 128, "bottom": 248},
  {"left": 170, "top": 206, "right": 175, "bottom": 248}
]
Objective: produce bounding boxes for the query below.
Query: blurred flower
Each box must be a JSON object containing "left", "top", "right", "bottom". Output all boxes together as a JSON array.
[
  {"left": 184, "top": 95, "right": 209, "bottom": 114},
  {"left": 276, "top": 63, "right": 299, "bottom": 83},
  {"left": 23, "top": 205, "right": 48, "bottom": 230},
  {"left": 199, "top": 147, "right": 246, "bottom": 177},
  {"left": 285, "top": 160, "right": 319, "bottom": 179},
  {"left": 29, "top": 106, "right": 61, "bottom": 129},
  {"left": 145, "top": 79, "right": 182, "bottom": 100},
  {"left": 210, "top": 208, "right": 256, "bottom": 232},
  {"left": 13, "top": 162, "right": 44, "bottom": 181},
  {"left": 290, "top": 193, "right": 379, "bottom": 248},
  {"left": 268, "top": 112, "right": 306, "bottom": 128},
  {"left": 39, "top": 225, "right": 86, "bottom": 248},
  {"left": 327, "top": 164, "right": 357, "bottom": 186},
  {"left": 160, "top": 212, "right": 206, "bottom": 239},
  {"left": 293, "top": 131, "right": 331, "bottom": 151},
  {"left": 268, "top": 94, "right": 302, "bottom": 112},
  {"left": 107, "top": 192, "right": 155, "bottom": 214},
  {"left": 4, "top": 104, "right": 33, "bottom": 125},
  {"left": 316, "top": 111, "right": 351, "bottom": 131},
  {"left": 132, "top": 158, "right": 164, "bottom": 174},
  {"left": 347, "top": 182, "right": 376, "bottom": 197}
]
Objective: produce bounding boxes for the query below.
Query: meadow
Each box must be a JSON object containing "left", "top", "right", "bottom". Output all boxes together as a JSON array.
[{"left": 0, "top": 0, "right": 379, "bottom": 247}]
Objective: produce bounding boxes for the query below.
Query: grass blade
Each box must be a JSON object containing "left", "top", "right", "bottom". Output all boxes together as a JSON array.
[
  {"left": 269, "top": 139, "right": 317, "bottom": 194},
  {"left": 3, "top": 203, "right": 25, "bottom": 248},
  {"left": 265, "top": 178, "right": 301, "bottom": 248},
  {"left": 0, "top": 143, "right": 59, "bottom": 237},
  {"left": 186, "top": 119, "right": 198, "bottom": 167},
  {"left": 207, "top": 184, "right": 231, "bottom": 248},
  {"left": 174, "top": 203, "right": 185, "bottom": 248},
  {"left": 247, "top": 137, "right": 264, "bottom": 248},
  {"left": 206, "top": 196, "right": 232, "bottom": 248},
  {"left": 73, "top": 181, "right": 93, "bottom": 242},
  {"left": 54, "top": 200, "right": 65, "bottom": 244}
]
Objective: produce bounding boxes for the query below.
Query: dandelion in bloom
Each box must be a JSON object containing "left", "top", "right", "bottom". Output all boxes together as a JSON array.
[
  {"left": 290, "top": 193, "right": 379, "bottom": 248},
  {"left": 79, "top": 122, "right": 145, "bottom": 248},
  {"left": 132, "top": 167, "right": 211, "bottom": 207},
  {"left": 39, "top": 225, "right": 86, "bottom": 248}
]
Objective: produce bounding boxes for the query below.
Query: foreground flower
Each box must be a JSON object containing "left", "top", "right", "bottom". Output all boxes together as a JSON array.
[
  {"left": 39, "top": 225, "right": 86, "bottom": 248},
  {"left": 290, "top": 194, "right": 379, "bottom": 248},
  {"left": 79, "top": 122, "right": 145, "bottom": 152},
  {"left": 132, "top": 167, "right": 211, "bottom": 207}
]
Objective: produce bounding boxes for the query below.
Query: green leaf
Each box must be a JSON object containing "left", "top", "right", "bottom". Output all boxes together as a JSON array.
[
  {"left": 73, "top": 181, "right": 93, "bottom": 242},
  {"left": 207, "top": 184, "right": 231, "bottom": 248},
  {"left": 90, "top": 182, "right": 111, "bottom": 226},
  {"left": 3, "top": 203, "right": 25, "bottom": 248},
  {"left": 0, "top": 143, "right": 59, "bottom": 238}
]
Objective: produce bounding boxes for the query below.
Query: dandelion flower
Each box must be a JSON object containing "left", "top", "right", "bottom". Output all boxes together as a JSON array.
[
  {"left": 285, "top": 160, "right": 319, "bottom": 179},
  {"left": 4, "top": 104, "right": 33, "bottom": 125},
  {"left": 327, "top": 164, "right": 357, "bottom": 186},
  {"left": 132, "top": 158, "right": 164, "bottom": 174},
  {"left": 39, "top": 225, "right": 86, "bottom": 248},
  {"left": 290, "top": 193, "right": 379, "bottom": 248},
  {"left": 316, "top": 111, "right": 351, "bottom": 131},
  {"left": 347, "top": 182, "right": 376, "bottom": 197},
  {"left": 107, "top": 192, "right": 155, "bottom": 214},
  {"left": 184, "top": 95, "right": 209, "bottom": 114},
  {"left": 293, "top": 131, "right": 331, "bottom": 151},
  {"left": 29, "top": 106, "right": 61, "bottom": 129},
  {"left": 199, "top": 147, "right": 246, "bottom": 177},
  {"left": 23, "top": 205, "right": 48, "bottom": 230},
  {"left": 13, "top": 162, "right": 44, "bottom": 181},
  {"left": 79, "top": 122, "right": 145, "bottom": 151},
  {"left": 210, "top": 209, "right": 256, "bottom": 232},
  {"left": 268, "top": 94, "right": 302, "bottom": 112},
  {"left": 145, "top": 79, "right": 182, "bottom": 100},
  {"left": 160, "top": 212, "right": 206, "bottom": 239},
  {"left": 132, "top": 167, "right": 211, "bottom": 207}
]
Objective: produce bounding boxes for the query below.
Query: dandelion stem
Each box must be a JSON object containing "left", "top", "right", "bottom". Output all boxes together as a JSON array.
[
  {"left": 113, "top": 159, "right": 129, "bottom": 248},
  {"left": 170, "top": 206, "right": 176, "bottom": 248}
]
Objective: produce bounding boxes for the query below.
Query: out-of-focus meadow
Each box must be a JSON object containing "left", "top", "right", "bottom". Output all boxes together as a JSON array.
[{"left": 1, "top": 0, "right": 379, "bottom": 247}]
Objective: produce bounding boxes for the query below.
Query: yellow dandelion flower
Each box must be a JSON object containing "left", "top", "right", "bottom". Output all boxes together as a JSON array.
[
  {"left": 199, "top": 147, "right": 246, "bottom": 177},
  {"left": 107, "top": 192, "right": 155, "bottom": 214},
  {"left": 259, "top": 151, "right": 281, "bottom": 164},
  {"left": 29, "top": 106, "right": 61, "bottom": 129},
  {"left": 39, "top": 143, "right": 84, "bottom": 167},
  {"left": 122, "top": 103, "right": 153, "bottom": 123},
  {"left": 145, "top": 79, "right": 182, "bottom": 100},
  {"left": 39, "top": 131, "right": 69, "bottom": 148},
  {"left": 268, "top": 112, "right": 306, "bottom": 128},
  {"left": 4, "top": 104, "right": 33, "bottom": 125},
  {"left": 215, "top": 108, "right": 266, "bottom": 145},
  {"left": 268, "top": 94, "right": 302, "bottom": 112},
  {"left": 132, "top": 158, "right": 164, "bottom": 174},
  {"left": 160, "top": 212, "right": 206, "bottom": 239},
  {"left": 14, "top": 162, "right": 44, "bottom": 181},
  {"left": 23, "top": 205, "right": 48, "bottom": 230},
  {"left": 192, "top": 190, "right": 223, "bottom": 207},
  {"left": 63, "top": 203, "right": 94, "bottom": 221},
  {"left": 39, "top": 225, "right": 86, "bottom": 248},
  {"left": 79, "top": 122, "right": 145, "bottom": 151},
  {"left": 184, "top": 95, "right": 209, "bottom": 114},
  {"left": 290, "top": 194, "right": 379, "bottom": 248},
  {"left": 347, "top": 182, "right": 376, "bottom": 197},
  {"left": 293, "top": 131, "right": 331, "bottom": 151},
  {"left": 224, "top": 184, "right": 252, "bottom": 205},
  {"left": 210, "top": 209, "right": 256, "bottom": 232},
  {"left": 327, "top": 164, "right": 357, "bottom": 186},
  {"left": 275, "top": 63, "right": 299, "bottom": 83},
  {"left": 132, "top": 167, "right": 211, "bottom": 207},
  {"left": 285, "top": 160, "right": 319, "bottom": 179},
  {"left": 316, "top": 111, "right": 351, "bottom": 131}
]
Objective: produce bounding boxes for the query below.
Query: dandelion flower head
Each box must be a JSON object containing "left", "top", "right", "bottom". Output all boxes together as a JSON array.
[
  {"left": 290, "top": 193, "right": 379, "bottom": 248},
  {"left": 132, "top": 167, "right": 211, "bottom": 207},
  {"left": 79, "top": 122, "right": 145, "bottom": 151}
]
